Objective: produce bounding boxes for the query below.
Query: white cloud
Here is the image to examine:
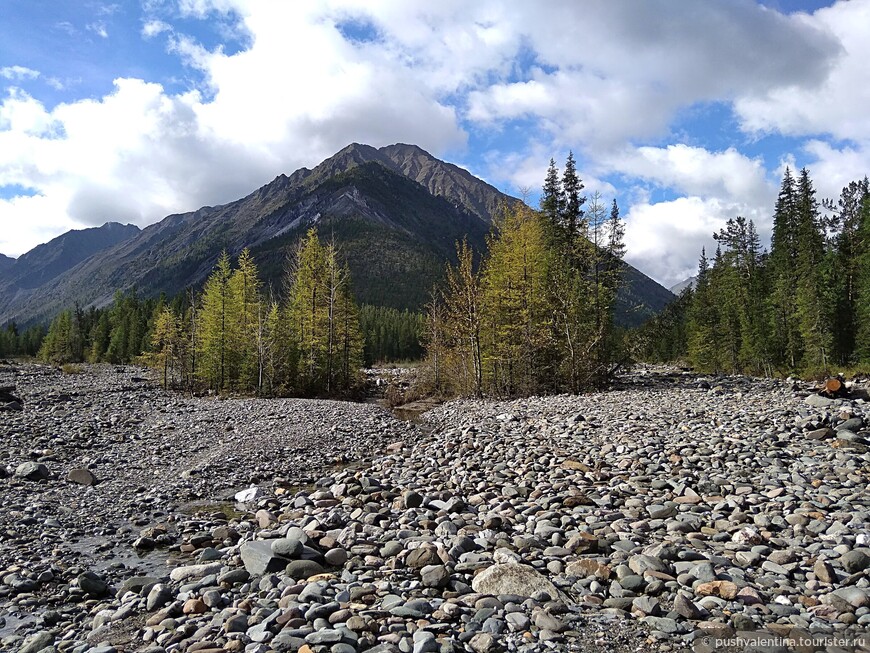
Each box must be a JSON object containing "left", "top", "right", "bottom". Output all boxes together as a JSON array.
[
  {"left": 734, "top": 1, "right": 870, "bottom": 141},
  {"left": 87, "top": 22, "right": 109, "bottom": 39},
  {"left": 2, "top": 0, "right": 868, "bottom": 290},
  {"left": 602, "top": 145, "right": 774, "bottom": 208},
  {"left": 142, "top": 20, "right": 171, "bottom": 38},
  {"left": 0, "top": 194, "right": 80, "bottom": 258},
  {"left": 0, "top": 66, "right": 40, "bottom": 81},
  {"left": 624, "top": 197, "right": 760, "bottom": 287}
]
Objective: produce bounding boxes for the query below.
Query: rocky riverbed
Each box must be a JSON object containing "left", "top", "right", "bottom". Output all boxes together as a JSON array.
[{"left": 1, "top": 364, "right": 870, "bottom": 653}]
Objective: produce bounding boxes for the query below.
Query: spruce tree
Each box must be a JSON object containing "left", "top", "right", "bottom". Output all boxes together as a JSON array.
[
  {"left": 768, "top": 167, "right": 802, "bottom": 370},
  {"left": 794, "top": 168, "right": 831, "bottom": 371},
  {"left": 686, "top": 249, "right": 720, "bottom": 371},
  {"left": 561, "top": 151, "right": 585, "bottom": 247},
  {"left": 540, "top": 158, "right": 564, "bottom": 240},
  {"left": 854, "top": 187, "right": 870, "bottom": 363}
]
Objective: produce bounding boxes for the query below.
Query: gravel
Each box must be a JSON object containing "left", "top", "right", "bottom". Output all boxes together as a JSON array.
[{"left": 2, "top": 362, "right": 870, "bottom": 653}]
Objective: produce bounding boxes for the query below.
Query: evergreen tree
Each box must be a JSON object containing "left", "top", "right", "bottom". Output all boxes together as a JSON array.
[
  {"left": 39, "top": 310, "right": 74, "bottom": 363},
  {"left": 540, "top": 158, "right": 564, "bottom": 240},
  {"left": 686, "top": 249, "right": 720, "bottom": 371},
  {"left": 794, "top": 168, "right": 831, "bottom": 371},
  {"left": 825, "top": 178, "right": 869, "bottom": 364},
  {"left": 150, "top": 306, "right": 180, "bottom": 389},
  {"left": 713, "top": 216, "right": 768, "bottom": 373},
  {"left": 854, "top": 188, "right": 870, "bottom": 363},
  {"left": 284, "top": 229, "right": 363, "bottom": 395},
  {"left": 769, "top": 167, "right": 802, "bottom": 370},
  {"left": 561, "top": 151, "right": 585, "bottom": 246},
  {"left": 441, "top": 238, "right": 483, "bottom": 396}
]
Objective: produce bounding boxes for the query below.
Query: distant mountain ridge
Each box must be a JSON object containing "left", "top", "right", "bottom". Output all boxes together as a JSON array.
[
  {"left": 0, "top": 143, "right": 674, "bottom": 327},
  {"left": 0, "top": 254, "right": 14, "bottom": 272},
  {"left": 0, "top": 222, "right": 140, "bottom": 320},
  {"left": 669, "top": 276, "right": 697, "bottom": 294}
]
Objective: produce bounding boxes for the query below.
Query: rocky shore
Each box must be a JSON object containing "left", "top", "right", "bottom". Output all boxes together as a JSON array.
[{"left": 2, "top": 364, "right": 869, "bottom": 653}]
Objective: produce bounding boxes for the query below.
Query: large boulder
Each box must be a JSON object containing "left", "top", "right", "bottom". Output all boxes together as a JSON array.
[{"left": 472, "top": 560, "right": 561, "bottom": 599}]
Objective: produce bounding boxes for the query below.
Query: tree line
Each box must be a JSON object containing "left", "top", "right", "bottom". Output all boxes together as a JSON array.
[
  {"left": 0, "top": 322, "right": 46, "bottom": 359},
  {"left": 422, "top": 153, "right": 626, "bottom": 397},
  {"left": 635, "top": 168, "right": 870, "bottom": 375},
  {"left": 32, "top": 229, "right": 423, "bottom": 394}
]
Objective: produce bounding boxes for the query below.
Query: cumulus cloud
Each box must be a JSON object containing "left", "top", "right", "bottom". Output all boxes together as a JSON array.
[
  {"left": 623, "top": 197, "right": 763, "bottom": 287},
  {"left": 734, "top": 1, "right": 870, "bottom": 141},
  {"left": 2, "top": 0, "right": 868, "bottom": 288}
]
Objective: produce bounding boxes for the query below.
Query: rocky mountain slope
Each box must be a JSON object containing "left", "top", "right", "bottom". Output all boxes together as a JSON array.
[
  {"left": 0, "top": 222, "right": 140, "bottom": 319},
  {"left": 0, "top": 254, "right": 14, "bottom": 273},
  {"left": 0, "top": 144, "right": 674, "bottom": 326}
]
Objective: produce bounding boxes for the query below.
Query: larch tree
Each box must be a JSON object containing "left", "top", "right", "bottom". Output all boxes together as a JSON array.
[
  {"left": 480, "top": 203, "right": 552, "bottom": 396},
  {"left": 442, "top": 238, "right": 483, "bottom": 396},
  {"left": 230, "top": 248, "right": 262, "bottom": 392},
  {"left": 150, "top": 305, "right": 180, "bottom": 389},
  {"left": 198, "top": 250, "right": 237, "bottom": 391}
]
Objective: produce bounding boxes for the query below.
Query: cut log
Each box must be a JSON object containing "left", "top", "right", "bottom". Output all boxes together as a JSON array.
[{"left": 823, "top": 378, "right": 842, "bottom": 395}]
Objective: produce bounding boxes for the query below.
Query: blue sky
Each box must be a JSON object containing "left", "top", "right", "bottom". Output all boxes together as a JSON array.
[{"left": 2, "top": 0, "right": 869, "bottom": 287}]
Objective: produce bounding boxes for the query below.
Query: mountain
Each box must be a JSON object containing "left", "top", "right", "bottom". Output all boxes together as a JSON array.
[
  {"left": 669, "top": 276, "right": 697, "bottom": 295},
  {"left": 0, "top": 254, "right": 14, "bottom": 273},
  {"left": 0, "top": 144, "right": 674, "bottom": 327},
  {"left": 0, "top": 222, "right": 140, "bottom": 322}
]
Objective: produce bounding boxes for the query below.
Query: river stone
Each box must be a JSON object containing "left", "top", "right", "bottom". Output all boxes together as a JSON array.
[
  {"left": 628, "top": 554, "right": 670, "bottom": 575},
  {"left": 270, "top": 536, "right": 303, "bottom": 558},
  {"left": 420, "top": 564, "right": 450, "bottom": 588},
  {"left": 695, "top": 580, "right": 739, "bottom": 600},
  {"left": 814, "top": 559, "right": 836, "bottom": 584},
  {"left": 169, "top": 562, "right": 222, "bottom": 582},
  {"left": 469, "top": 632, "right": 500, "bottom": 653},
  {"left": 805, "top": 394, "right": 834, "bottom": 407},
  {"left": 565, "top": 559, "right": 610, "bottom": 579},
  {"left": 77, "top": 571, "right": 109, "bottom": 598},
  {"left": 831, "top": 587, "right": 870, "bottom": 609},
  {"left": 840, "top": 549, "right": 870, "bottom": 574},
  {"left": 806, "top": 427, "right": 835, "bottom": 440},
  {"left": 67, "top": 467, "right": 98, "bottom": 485},
  {"left": 406, "top": 546, "right": 440, "bottom": 569},
  {"left": 472, "top": 562, "right": 561, "bottom": 599},
  {"left": 242, "top": 540, "right": 288, "bottom": 575},
  {"left": 146, "top": 584, "right": 172, "bottom": 610},
  {"left": 285, "top": 559, "right": 324, "bottom": 579},
  {"left": 15, "top": 461, "right": 49, "bottom": 480},
  {"left": 18, "top": 631, "right": 53, "bottom": 653}
]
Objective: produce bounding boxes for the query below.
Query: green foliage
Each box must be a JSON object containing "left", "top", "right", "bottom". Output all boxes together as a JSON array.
[
  {"left": 359, "top": 305, "right": 424, "bottom": 365},
  {"left": 32, "top": 239, "right": 368, "bottom": 398},
  {"left": 0, "top": 321, "right": 45, "bottom": 358},
  {"left": 425, "top": 155, "right": 628, "bottom": 398},
  {"left": 639, "top": 167, "right": 870, "bottom": 376}
]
